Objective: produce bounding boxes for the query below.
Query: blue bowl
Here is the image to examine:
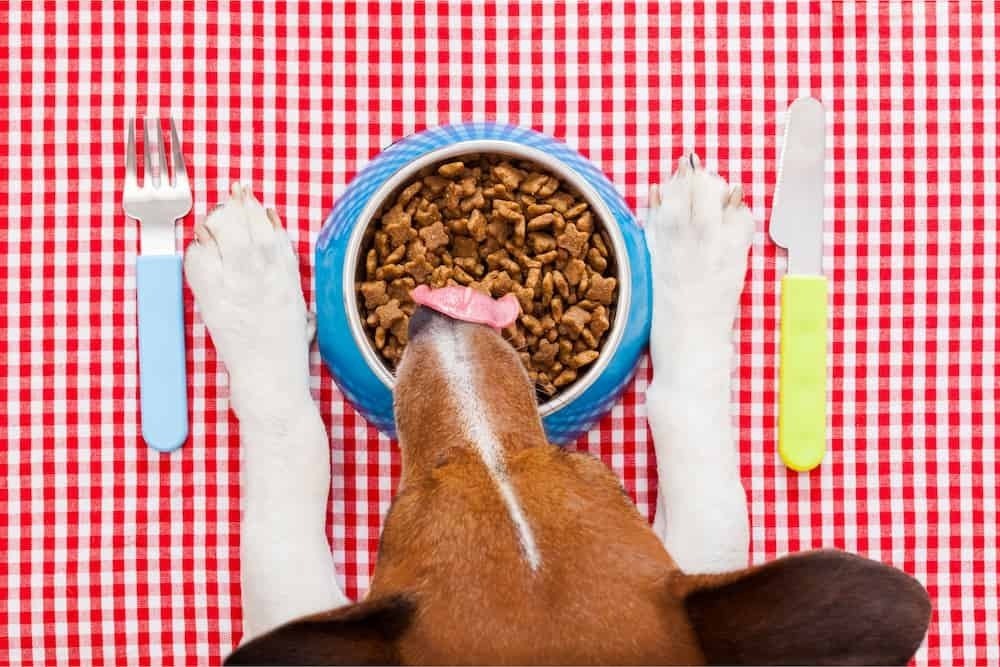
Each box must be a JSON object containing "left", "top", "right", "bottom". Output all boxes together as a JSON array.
[{"left": 315, "top": 122, "right": 651, "bottom": 444}]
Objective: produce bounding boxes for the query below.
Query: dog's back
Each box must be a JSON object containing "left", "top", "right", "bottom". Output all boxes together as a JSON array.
[{"left": 372, "top": 444, "right": 704, "bottom": 664}]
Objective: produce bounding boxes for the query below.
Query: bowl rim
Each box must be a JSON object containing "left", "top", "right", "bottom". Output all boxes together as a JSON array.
[{"left": 342, "top": 138, "right": 633, "bottom": 417}]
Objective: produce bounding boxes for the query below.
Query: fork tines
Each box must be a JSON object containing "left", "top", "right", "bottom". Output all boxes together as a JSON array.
[{"left": 125, "top": 117, "right": 189, "bottom": 191}]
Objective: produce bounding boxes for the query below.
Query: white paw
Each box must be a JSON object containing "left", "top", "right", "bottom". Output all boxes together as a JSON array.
[
  {"left": 645, "top": 153, "right": 754, "bottom": 326},
  {"left": 184, "top": 184, "right": 312, "bottom": 411}
]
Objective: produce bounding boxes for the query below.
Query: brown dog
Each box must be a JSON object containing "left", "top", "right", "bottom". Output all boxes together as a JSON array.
[{"left": 185, "top": 174, "right": 930, "bottom": 666}]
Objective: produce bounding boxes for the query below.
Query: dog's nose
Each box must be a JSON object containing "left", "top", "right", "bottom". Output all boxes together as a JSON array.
[{"left": 408, "top": 305, "right": 453, "bottom": 339}]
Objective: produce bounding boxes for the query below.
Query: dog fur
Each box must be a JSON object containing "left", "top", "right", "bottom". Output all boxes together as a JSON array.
[{"left": 184, "top": 164, "right": 930, "bottom": 665}]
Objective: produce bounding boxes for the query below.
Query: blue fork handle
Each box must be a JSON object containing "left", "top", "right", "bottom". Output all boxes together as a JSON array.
[{"left": 136, "top": 254, "right": 189, "bottom": 452}]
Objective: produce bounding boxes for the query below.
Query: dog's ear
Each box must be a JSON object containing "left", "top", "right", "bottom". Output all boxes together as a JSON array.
[
  {"left": 224, "top": 593, "right": 415, "bottom": 666},
  {"left": 672, "top": 549, "right": 931, "bottom": 666}
]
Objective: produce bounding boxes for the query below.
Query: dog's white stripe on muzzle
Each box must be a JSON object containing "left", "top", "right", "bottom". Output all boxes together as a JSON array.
[{"left": 429, "top": 324, "right": 542, "bottom": 572}]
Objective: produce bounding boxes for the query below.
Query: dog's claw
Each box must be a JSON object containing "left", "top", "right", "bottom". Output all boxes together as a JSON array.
[
  {"left": 228, "top": 182, "right": 253, "bottom": 202},
  {"left": 306, "top": 311, "right": 317, "bottom": 342},
  {"left": 677, "top": 153, "right": 701, "bottom": 176},
  {"left": 266, "top": 207, "right": 283, "bottom": 229},
  {"left": 194, "top": 222, "right": 213, "bottom": 244},
  {"left": 649, "top": 184, "right": 661, "bottom": 208},
  {"left": 725, "top": 185, "right": 744, "bottom": 208}
]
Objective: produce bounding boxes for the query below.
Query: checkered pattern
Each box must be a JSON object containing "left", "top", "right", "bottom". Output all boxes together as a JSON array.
[{"left": 0, "top": 2, "right": 995, "bottom": 665}]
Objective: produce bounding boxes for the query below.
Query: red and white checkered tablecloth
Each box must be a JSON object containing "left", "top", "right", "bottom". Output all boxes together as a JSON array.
[{"left": 1, "top": 2, "right": 996, "bottom": 665}]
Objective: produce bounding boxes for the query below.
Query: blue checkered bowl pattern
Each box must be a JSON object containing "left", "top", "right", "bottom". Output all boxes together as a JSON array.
[{"left": 315, "top": 122, "right": 651, "bottom": 443}]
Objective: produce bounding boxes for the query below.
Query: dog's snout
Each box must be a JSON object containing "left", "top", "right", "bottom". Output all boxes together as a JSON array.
[{"left": 408, "top": 306, "right": 453, "bottom": 339}]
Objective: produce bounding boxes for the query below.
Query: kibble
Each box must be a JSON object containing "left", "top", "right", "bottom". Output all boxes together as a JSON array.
[{"left": 358, "top": 154, "right": 618, "bottom": 398}]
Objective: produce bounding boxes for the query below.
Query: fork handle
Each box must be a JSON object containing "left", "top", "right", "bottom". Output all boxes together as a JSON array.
[{"left": 137, "top": 254, "right": 189, "bottom": 452}]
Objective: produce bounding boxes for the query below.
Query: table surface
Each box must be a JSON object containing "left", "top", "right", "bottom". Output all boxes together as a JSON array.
[{"left": 1, "top": 2, "right": 997, "bottom": 666}]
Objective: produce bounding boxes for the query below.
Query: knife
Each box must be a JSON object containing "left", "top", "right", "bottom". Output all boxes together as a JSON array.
[{"left": 769, "top": 97, "right": 828, "bottom": 472}]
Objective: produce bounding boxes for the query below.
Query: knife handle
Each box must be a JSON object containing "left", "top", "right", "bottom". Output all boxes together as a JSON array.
[
  {"left": 778, "top": 274, "right": 827, "bottom": 472},
  {"left": 137, "top": 254, "right": 189, "bottom": 452}
]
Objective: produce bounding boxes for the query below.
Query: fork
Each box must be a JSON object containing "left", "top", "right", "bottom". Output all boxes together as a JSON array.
[{"left": 124, "top": 117, "right": 192, "bottom": 452}]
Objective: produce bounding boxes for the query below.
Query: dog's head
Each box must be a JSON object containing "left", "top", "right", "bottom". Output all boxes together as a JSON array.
[
  {"left": 392, "top": 306, "right": 548, "bottom": 476},
  {"left": 225, "top": 309, "right": 931, "bottom": 665}
]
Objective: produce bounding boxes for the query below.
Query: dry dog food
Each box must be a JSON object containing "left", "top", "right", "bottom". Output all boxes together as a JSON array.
[{"left": 357, "top": 154, "right": 618, "bottom": 397}]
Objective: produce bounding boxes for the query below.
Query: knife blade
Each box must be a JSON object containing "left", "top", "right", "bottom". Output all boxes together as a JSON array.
[{"left": 769, "top": 96, "right": 828, "bottom": 472}]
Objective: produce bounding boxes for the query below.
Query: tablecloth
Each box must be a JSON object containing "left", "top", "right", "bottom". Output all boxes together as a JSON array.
[{"left": 1, "top": 2, "right": 996, "bottom": 665}]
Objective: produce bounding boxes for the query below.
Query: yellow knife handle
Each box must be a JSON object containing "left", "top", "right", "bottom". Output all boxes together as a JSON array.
[{"left": 779, "top": 274, "right": 827, "bottom": 472}]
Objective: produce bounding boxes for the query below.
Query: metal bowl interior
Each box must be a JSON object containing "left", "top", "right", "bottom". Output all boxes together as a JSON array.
[{"left": 343, "top": 140, "right": 632, "bottom": 417}]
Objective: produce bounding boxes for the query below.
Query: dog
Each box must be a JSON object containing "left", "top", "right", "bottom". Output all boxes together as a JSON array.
[{"left": 183, "top": 158, "right": 931, "bottom": 665}]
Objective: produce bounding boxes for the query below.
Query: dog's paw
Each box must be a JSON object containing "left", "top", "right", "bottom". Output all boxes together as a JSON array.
[
  {"left": 185, "top": 184, "right": 312, "bottom": 405},
  {"left": 645, "top": 153, "right": 754, "bottom": 327}
]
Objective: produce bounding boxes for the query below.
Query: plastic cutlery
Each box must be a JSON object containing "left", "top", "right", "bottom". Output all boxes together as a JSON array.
[
  {"left": 769, "top": 97, "right": 828, "bottom": 472},
  {"left": 123, "top": 117, "right": 192, "bottom": 452}
]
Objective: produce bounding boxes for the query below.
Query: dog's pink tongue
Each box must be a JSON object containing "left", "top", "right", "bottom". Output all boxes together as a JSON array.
[{"left": 411, "top": 284, "right": 520, "bottom": 330}]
